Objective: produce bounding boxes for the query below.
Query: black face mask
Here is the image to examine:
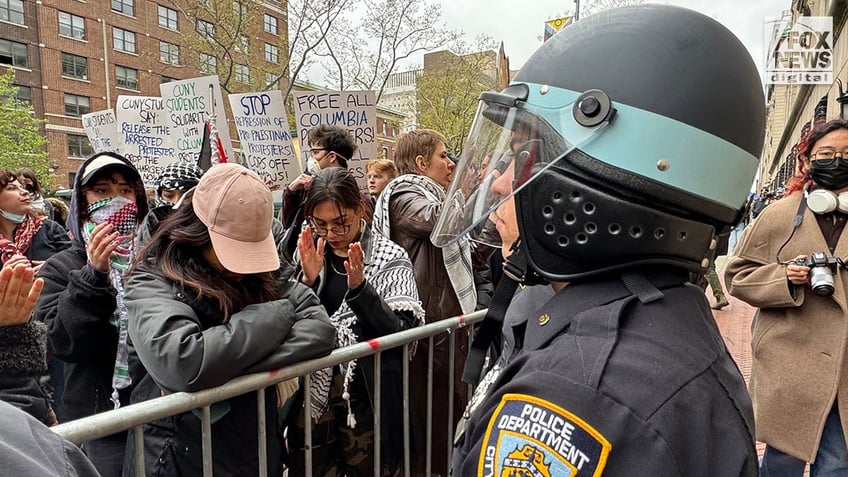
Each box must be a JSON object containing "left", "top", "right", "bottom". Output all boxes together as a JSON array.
[{"left": 809, "top": 158, "right": 848, "bottom": 190}]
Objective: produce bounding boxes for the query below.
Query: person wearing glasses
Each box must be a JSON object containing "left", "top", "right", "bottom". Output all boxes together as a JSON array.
[
  {"left": 728, "top": 119, "right": 848, "bottom": 475},
  {"left": 16, "top": 168, "right": 53, "bottom": 220},
  {"left": 287, "top": 167, "right": 423, "bottom": 476},
  {"left": 280, "top": 125, "right": 355, "bottom": 230}
]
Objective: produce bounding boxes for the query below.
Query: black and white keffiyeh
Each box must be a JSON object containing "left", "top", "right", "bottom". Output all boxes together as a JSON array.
[
  {"left": 158, "top": 161, "right": 203, "bottom": 192},
  {"left": 373, "top": 174, "right": 477, "bottom": 315},
  {"left": 309, "top": 228, "right": 425, "bottom": 425}
]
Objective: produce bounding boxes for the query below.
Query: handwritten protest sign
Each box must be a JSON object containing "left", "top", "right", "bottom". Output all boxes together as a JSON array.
[
  {"left": 159, "top": 75, "right": 234, "bottom": 165},
  {"left": 81, "top": 109, "right": 122, "bottom": 154},
  {"left": 292, "top": 90, "right": 377, "bottom": 189},
  {"left": 115, "top": 96, "right": 175, "bottom": 184},
  {"left": 228, "top": 91, "right": 297, "bottom": 191}
]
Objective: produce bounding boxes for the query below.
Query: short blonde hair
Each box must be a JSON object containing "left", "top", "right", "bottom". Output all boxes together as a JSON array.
[
  {"left": 365, "top": 159, "right": 398, "bottom": 179},
  {"left": 394, "top": 129, "right": 446, "bottom": 176}
]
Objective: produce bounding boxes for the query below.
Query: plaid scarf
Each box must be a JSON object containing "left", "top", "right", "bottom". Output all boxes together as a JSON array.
[
  {"left": 373, "top": 174, "right": 477, "bottom": 314},
  {"left": 309, "top": 227, "right": 425, "bottom": 426},
  {"left": 81, "top": 196, "right": 138, "bottom": 409},
  {"left": 0, "top": 214, "right": 44, "bottom": 263}
]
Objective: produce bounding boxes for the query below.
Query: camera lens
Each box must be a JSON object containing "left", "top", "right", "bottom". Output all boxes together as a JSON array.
[{"left": 810, "top": 266, "right": 835, "bottom": 296}]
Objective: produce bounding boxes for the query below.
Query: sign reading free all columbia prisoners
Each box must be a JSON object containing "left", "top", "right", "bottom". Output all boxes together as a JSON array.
[{"left": 765, "top": 15, "right": 833, "bottom": 85}]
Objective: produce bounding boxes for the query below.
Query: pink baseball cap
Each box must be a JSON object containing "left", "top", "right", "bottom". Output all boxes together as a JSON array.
[{"left": 192, "top": 163, "right": 279, "bottom": 274}]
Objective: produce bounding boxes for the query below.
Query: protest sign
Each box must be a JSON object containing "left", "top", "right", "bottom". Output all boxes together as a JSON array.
[
  {"left": 228, "top": 91, "right": 297, "bottom": 191},
  {"left": 81, "top": 109, "right": 122, "bottom": 154},
  {"left": 160, "top": 75, "right": 234, "bottom": 164},
  {"left": 115, "top": 96, "right": 175, "bottom": 184},
  {"left": 292, "top": 90, "right": 377, "bottom": 188}
]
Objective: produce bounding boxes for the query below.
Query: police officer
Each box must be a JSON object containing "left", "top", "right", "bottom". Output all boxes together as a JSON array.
[{"left": 431, "top": 5, "right": 765, "bottom": 476}]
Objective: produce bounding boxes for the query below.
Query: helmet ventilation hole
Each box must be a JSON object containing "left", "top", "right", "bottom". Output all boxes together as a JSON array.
[
  {"left": 544, "top": 223, "right": 556, "bottom": 235},
  {"left": 585, "top": 222, "right": 597, "bottom": 234},
  {"left": 629, "top": 226, "right": 643, "bottom": 238},
  {"left": 678, "top": 231, "right": 688, "bottom": 240},
  {"left": 558, "top": 236, "right": 570, "bottom": 247},
  {"left": 552, "top": 192, "right": 563, "bottom": 203},
  {"left": 570, "top": 191, "right": 581, "bottom": 201},
  {"left": 583, "top": 203, "right": 595, "bottom": 214},
  {"left": 564, "top": 213, "right": 577, "bottom": 225},
  {"left": 542, "top": 206, "right": 554, "bottom": 218},
  {"left": 576, "top": 233, "right": 588, "bottom": 244},
  {"left": 608, "top": 223, "right": 621, "bottom": 235},
  {"left": 653, "top": 228, "right": 665, "bottom": 239}
]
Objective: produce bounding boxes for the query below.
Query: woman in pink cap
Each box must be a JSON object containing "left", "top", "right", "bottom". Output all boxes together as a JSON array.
[{"left": 123, "top": 163, "right": 336, "bottom": 477}]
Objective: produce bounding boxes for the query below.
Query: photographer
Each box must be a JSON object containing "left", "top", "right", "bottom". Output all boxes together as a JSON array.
[{"left": 727, "top": 119, "right": 848, "bottom": 475}]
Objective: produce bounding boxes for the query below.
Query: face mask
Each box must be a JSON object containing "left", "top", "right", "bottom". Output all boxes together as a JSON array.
[
  {"left": 307, "top": 157, "right": 321, "bottom": 175},
  {"left": 0, "top": 209, "right": 26, "bottom": 224},
  {"left": 809, "top": 158, "right": 848, "bottom": 190},
  {"left": 82, "top": 196, "right": 139, "bottom": 272}
]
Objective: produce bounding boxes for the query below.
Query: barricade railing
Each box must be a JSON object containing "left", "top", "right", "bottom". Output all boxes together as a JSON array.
[{"left": 52, "top": 309, "right": 486, "bottom": 477}]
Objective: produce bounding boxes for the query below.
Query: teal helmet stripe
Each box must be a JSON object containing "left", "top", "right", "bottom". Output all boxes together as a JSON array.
[{"left": 519, "top": 83, "right": 758, "bottom": 211}]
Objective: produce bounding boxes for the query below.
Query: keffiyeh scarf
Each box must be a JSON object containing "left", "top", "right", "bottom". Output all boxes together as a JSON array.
[
  {"left": 309, "top": 228, "right": 425, "bottom": 426},
  {"left": 373, "top": 174, "right": 477, "bottom": 314},
  {"left": 81, "top": 196, "right": 138, "bottom": 409},
  {"left": 0, "top": 214, "right": 45, "bottom": 263}
]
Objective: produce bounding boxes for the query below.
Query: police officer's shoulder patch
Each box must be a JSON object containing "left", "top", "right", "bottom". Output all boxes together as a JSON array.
[{"left": 478, "top": 393, "right": 611, "bottom": 477}]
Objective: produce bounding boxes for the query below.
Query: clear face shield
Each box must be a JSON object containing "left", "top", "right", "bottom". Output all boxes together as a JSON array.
[{"left": 431, "top": 95, "right": 609, "bottom": 249}]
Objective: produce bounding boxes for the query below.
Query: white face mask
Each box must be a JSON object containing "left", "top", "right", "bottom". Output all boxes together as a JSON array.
[
  {"left": 0, "top": 209, "right": 26, "bottom": 224},
  {"left": 307, "top": 157, "right": 322, "bottom": 175}
]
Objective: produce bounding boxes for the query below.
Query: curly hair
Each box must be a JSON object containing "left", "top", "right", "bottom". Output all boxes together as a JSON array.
[{"left": 785, "top": 119, "right": 848, "bottom": 196}]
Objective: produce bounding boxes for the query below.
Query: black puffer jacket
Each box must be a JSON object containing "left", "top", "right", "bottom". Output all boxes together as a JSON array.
[
  {"left": 123, "top": 269, "right": 335, "bottom": 477},
  {"left": 0, "top": 321, "right": 52, "bottom": 424}
]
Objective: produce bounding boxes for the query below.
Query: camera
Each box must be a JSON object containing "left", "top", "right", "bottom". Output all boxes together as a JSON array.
[{"left": 795, "top": 252, "right": 842, "bottom": 296}]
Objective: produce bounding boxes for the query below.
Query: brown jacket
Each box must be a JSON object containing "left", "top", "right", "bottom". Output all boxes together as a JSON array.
[{"left": 726, "top": 191, "right": 848, "bottom": 462}]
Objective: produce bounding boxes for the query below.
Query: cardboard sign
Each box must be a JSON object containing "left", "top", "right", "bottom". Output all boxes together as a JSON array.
[
  {"left": 115, "top": 96, "right": 175, "bottom": 184},
  {"left": 159, "top": 75, "right": 234, "bottom": 165},
  {"left": 292, "top": 90, "right": 377, "bottom": 189},
  {"left": 228, "top": 91, "right": 297, "bottom": 191},
  {"left": 81, "top": 109, "right": 122, "bottom": 154}
]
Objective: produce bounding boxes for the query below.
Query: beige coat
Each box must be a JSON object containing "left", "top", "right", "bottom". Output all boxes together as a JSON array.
[{"left": 726, "top": 191, "right": 848, "bottom": 462}]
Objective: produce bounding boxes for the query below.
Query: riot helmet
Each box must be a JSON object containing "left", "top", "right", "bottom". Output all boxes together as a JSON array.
[{"left": 432, "top": 4, "right": 766, "bottom": 282}]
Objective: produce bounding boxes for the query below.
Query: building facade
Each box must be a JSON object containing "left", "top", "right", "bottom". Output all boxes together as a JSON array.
[{"left": 3, "top": 0, "right": 288, "bottom": 189}]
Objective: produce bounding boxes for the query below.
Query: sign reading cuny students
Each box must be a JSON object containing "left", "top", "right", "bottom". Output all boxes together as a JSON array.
[
  {"left": 228, "top": 91, "right": 297, "bottom": 191},
  {"left": 159, "top": 75, "right": 234, "bottom": 165},
  {"left": 292, "top": 90, "right": 377, "bottom": 186},
  {"left": 115, "top": 96, "right": 175, "bottom": 184},
  {"left": 82, "top": 109, "right": 122, "bottom": 154}
]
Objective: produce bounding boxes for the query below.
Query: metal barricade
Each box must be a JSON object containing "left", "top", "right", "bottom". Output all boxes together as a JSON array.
[{"left": 52, "top": 310, "right": 485, "bottom": 477}]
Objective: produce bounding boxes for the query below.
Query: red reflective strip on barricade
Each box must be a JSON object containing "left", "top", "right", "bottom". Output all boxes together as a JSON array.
[{"left": 367, "top": 339, "right": 380, "bottom": 350}]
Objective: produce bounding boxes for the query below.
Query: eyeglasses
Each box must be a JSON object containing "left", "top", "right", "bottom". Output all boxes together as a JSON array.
[
  {"left": 307, "top": 216, "right": 353, "bottom": 236},
  {"left": 812, "top": 149, "right": 848, "bottom": 161}
]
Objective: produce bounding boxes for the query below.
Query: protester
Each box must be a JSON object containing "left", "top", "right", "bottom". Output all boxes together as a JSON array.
[
  {"left": 136, "top": 161, "right": 204, "bottom": 247},
  {"left": 0, "top": 168, "right": 70, "bottom": 271},
  {"left": 123, "top": 163, "right": 336, "bottom": 477},
  {"left": 434, "top": 5, "right": 764, "bottom": 474},
  {"left": 17, "top": 167, "right": 54, "bottom": 219},
  {"left": 727, "top": 119, "right": 848, "bottom": 474},
  {"left": 287, "top": 167, "right": 424, "bottom": 475},
  {"left": 365, "top": 158, "right": 399, "bottom": 203},
  {"left": 46, "top": 197, "right": 70, "bottom": 229},
  {"left": 281, "top": 125, "right": 355, "bottom": 229},
  {"left": 34, "top": 152, "right": 149, "bottom": 476},
  {"left": 373, "top": 128, "right": 476, "bottom": 475}
]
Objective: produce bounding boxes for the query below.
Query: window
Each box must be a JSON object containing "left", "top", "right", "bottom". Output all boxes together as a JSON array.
[
  {"left": 111, "top": 0, "right": 134, "bottom": 16},
  {"left": 64, "top": 93, "right": 90, "bottom": 117},
  {"left": 1, "top": 0, "right": 24, "bottom": 26},
  {"left": 199, "top": 52, "right": 217, "bottom": 74},
  {"left": 235, "top": 64, "right": 249, "bottom": 83},
  {"left": 161, "top": 76, "right": 175, "bottom": 83},
  {"left": 61, "top": 52, "right": 88, "bottom": 80},
  {"left": 115, "top": 65, "right": 138, "bottom": 89},
  {"left": 158, "top": 5, "right": 177, "bottom": 30},
  {"left": 58, "top": 12, "right": 86, "bottom": 40},
  {"left": 265, "top": 73, "right": 277, "bottom": 88},
  {"left": 0, "top": 39, "right": 27, "bottom": 68},
  {"left": 234, "top": 35, "right": 248, "bottom": 53},
  {"left": 196, "top": 19, "right": 214, "bottom": 38},
  {"left": 159, "top": 41, "right": 179, "bottom": 65},
  {"left": 113, "top": 27, "right": 136, "bottom": 53},
  {"left": 232, "top": 1, "right": 246, "bottom": 19},
  {"left": 14, "top": 84, "right": 30, "bottom": 105},
  {"left": 68, "top": 134, "right": 93, "bottom": 158},
  {"left": 264, "top": 43, "right": 278, "bottom": 63},
  {"left": 264, "top": 14, "right": 277, "bottom": 34}
]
